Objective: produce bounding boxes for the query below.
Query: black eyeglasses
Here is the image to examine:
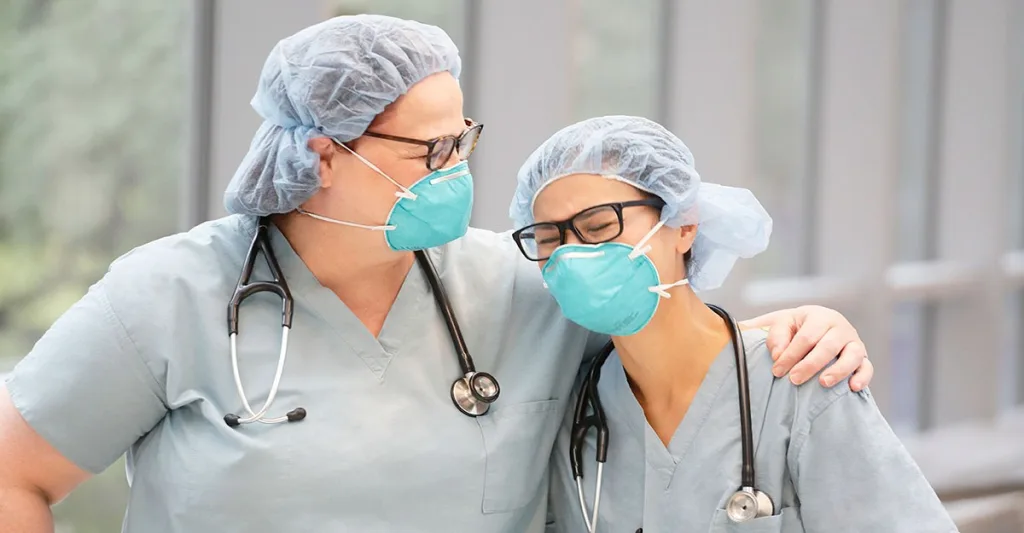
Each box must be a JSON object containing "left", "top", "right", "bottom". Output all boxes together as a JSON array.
[
  {"left": 363, "top": 118, "right": 484, "bottom": 171},
  {"left": 511, "top": 198, "right": 666, "bottom": 261}
]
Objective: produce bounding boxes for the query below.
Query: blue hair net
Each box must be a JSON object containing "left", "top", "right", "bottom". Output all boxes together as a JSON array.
[
  {"left": 509, "top": 116, "right": 772, "bottom": 292},
  {"left": 224, "top": 15, "right": 462, "bottom": 216}
]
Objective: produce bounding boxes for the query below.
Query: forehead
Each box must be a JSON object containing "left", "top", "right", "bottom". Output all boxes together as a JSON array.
[
  {"left": 372, "top": 72, "right": 465, "bottom": 139},
  {"left": 532, "top": 173, "right": 648, "bottom": 222}
]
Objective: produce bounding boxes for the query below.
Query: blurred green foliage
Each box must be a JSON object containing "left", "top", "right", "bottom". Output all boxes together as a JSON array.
[
  {"left": 0, "top": 0, "right": 184, "bottom": 371},
  {"left": 0, "top": 0, "right": 185, "bottom": 531}
]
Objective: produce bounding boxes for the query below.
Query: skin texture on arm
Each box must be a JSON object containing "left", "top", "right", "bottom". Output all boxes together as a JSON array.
[{"left": 0, "top": 385, "right": 91, "bottom": 533}]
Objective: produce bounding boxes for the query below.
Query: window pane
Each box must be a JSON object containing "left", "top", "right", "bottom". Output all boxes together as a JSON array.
[
  {"left": 896, "top": 0, "right": 941, "bottom": 262},
  {"left": 889, "top": 301, "right": 931, "bottom": 435},
  {"left": 0, "top": 1, "right": 186, "bottom": 531},
  {"left": 887, "top": 0, "right": 943, "bottom": 434},
  {"left": 749, "top": 0, "right": 815, "bottom": 277},
  {"left": 1010, "top": 3, "right": 1024, "bottom": 251},
  {"left": 569, "top": 0, "right": 662, "bottom": 120},
  {"left": 1003, "top": 291, "right": 1024, "bottom": 408}
]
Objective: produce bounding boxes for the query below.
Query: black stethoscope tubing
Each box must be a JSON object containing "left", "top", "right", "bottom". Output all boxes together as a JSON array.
[
  {"left": 570, "top": 304, "right": 773, "bottom": 531},
  {"left": 222, "top": 217, "right": 500, "bottom": 427}
]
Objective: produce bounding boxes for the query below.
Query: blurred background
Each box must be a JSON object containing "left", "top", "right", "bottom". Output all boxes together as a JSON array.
[{"left": 1, "top": 0, "right": 1022, "bottom": 531}]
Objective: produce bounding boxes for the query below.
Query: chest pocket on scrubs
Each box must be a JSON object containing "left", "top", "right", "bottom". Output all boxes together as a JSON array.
[
  {"left": 477, "top": 399, "right": 561, "bottom": 514},
  {"left": 708, "top": 507, "right": 803, "bottom": 533}
]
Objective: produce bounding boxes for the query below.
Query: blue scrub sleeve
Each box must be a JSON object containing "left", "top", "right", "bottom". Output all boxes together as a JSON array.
[
  {"left": 5, "top": 281, "right": 168, "bottom": 474},
  {"left": 791, "top": 386, "right": 957, "bottom": 532}
]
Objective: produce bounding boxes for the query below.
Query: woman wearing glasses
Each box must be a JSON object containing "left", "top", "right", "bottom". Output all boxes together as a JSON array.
[
  {"left": 0, "top": 16, "right": 874, "bottom": 533},
  {"left": 510, "top": 116, "right": 954, "bottom": 532}
]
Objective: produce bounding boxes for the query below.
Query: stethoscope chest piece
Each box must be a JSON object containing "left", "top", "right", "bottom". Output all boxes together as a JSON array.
[
  {"left": 726, "top": 487, "right": 774, "bottom": 523},
  {"left": 451, "top": 371, "right": 500, "bottom": 416}
]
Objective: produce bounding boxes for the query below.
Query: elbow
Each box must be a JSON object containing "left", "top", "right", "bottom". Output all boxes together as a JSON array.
[
  {"left": 0, "top": 475, "right": 57, "bottom": 507},
  {"left": 0, "top": 480, "right": 57, "bottom": 531}
]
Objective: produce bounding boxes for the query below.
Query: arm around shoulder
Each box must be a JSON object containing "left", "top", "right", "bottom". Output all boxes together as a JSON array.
[{"left": 790, "top": 386, "right": 958, "bottom": 532}]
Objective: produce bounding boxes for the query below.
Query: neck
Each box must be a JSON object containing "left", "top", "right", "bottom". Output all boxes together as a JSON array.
[
  {"left": 272, "top": 212, "right": 414, "bottom": 302},
  {"left": 612, "top": 287, "right": 732, "bottom": 413}
]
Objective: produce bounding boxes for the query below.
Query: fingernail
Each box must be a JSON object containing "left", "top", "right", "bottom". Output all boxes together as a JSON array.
[
  {"left": 772, "top": 364, "right": 784, "bottom": 377},
  {"left": 822, "top": 375, "right": 835, "bottom": 387},
  {"left": 790, "top": 373, "right": 804, "bottom": 384}
]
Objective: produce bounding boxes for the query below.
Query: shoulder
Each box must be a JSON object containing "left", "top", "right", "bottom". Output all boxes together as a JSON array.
[
  {"left": 436, "top": 227, "right": 549, "bottom": 303},
  {"left": 98, "top": 215, "right": 250, "bottom": 342},
  {"left": 106, "top": 215, "right": 249, "bottom": 280},
  {"left": 440, "top": 227, "right": 522, "bottom": 266},
  {"left": 103, "top": 215, "right": 249, "bottom": 296},
  {"left": 743, "top": 326, "right": 864, "bottom": 432}
]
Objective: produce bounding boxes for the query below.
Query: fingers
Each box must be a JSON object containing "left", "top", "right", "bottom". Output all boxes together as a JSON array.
[
  {"left": 808, "top": 339, "right": 866, "bottom": 387},
  {"left": 739, "top": 309, "right": 788, "bottom": 330},
  {"left": 783, "top": 327, "right": 850, "bottom": 384},
  {"left": 764, "top": 314, "right": 799, "bottom": 363},
  {"left": 740, "top": 309, "right": 802, "bottom": 364},
  {"left": 849, "top": 355, "right": 874, "bottom": 391},
  {"left": 771, "top": 315, "right": 829, "bottom": 378}
]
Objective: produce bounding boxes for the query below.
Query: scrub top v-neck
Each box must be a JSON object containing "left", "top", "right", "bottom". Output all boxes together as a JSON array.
[{"left": 7, "top": 214, "right": 601, "bottom": 533}]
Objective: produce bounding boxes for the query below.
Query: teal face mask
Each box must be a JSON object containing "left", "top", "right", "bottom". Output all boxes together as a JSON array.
[
  {"left": 298, "top": 147, "right": 473, "bottom": 251},
  {"left": 540, "top": 222, "right": 689, "bottom": 336}
]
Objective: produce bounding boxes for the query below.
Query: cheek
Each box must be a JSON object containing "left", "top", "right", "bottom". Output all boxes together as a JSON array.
[
  {"left": 614, "top": 225, "right": 652, "bottom": 247},
  {"left": 644, "top": 240, "right": 687, "bottom": 281},
  {"left": 331, "top": 165, "right": 401, "bottom": 219},
  {"left": 382, "top": 159, "right": 432, "bottom": 189}
]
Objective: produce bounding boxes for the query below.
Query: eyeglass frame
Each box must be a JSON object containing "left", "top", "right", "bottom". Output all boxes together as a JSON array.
[
  {"left": 511, "top": 198, "right": 666, "bottom": 261},
  {"left": 362, "top": 118, "right": 484, "bottom": 171}
]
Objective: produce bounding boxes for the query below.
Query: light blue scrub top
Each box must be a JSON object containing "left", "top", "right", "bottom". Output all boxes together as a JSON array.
[
  {"left": 6, "top": 214, "right": 602, "bottom": 533},
  {"left": 548, "top": 329, "right": 958, "bottom": 533}
]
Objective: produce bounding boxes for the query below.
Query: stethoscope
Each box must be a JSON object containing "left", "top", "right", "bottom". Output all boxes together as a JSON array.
[
  {"left": 222, "top": 217, "right": 501, "bottom": 427},
  {"left": 570, "top": 304, "right": 773, "bottom": 532}
]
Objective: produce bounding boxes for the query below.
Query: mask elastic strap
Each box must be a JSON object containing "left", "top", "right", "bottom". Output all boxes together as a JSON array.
[
  {"left": 628, "top": 221, "right": 666, "bottom": 260},
  {"left": 649, "top": 278, "right": 690, "bottom": 298},
  {"left": 625, "top": 221, "right": 690, "bottom": 297},
  {"left": 296, "top": 208, "right": 395, "bottom": 231},
  {"left": 338, "top": 143, "right": 417, "bottom": 200}
]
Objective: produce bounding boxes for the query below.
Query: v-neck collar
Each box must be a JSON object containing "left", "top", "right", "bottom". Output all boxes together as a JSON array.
[
  {"left": 237, "top": 215, "right": 433, "bottom": 381},
  {"left": 606, "top": 341, "right": 737, "bottom": 489}
]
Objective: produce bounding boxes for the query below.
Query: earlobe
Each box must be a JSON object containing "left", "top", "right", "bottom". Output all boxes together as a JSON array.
[
  {"left": 307, "top": 137, "right": 335, "bottom": 188},
  {"left": 675, "top": 224, "right": 698, "bottom": 255}
]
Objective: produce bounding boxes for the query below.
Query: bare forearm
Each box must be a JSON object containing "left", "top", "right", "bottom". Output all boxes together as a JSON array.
[{"left": 0, "top": 485, "right": 54, "bottom": 533}]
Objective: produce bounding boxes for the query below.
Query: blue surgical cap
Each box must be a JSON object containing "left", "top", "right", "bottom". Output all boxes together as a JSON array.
[
  {"left": 224, "top": 15, "right": 462, "bottom": 216},
  {"left": 509, "top": 115, "right": 772, "bottom": 292}
]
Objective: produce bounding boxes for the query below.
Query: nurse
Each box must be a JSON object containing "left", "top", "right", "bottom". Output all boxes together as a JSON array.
[
  {"left": 0, "top": 16, "right": 873, "bottom": 533},
  {"left": 510, "top": 116, "right": 956, "bottom": 532}
]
